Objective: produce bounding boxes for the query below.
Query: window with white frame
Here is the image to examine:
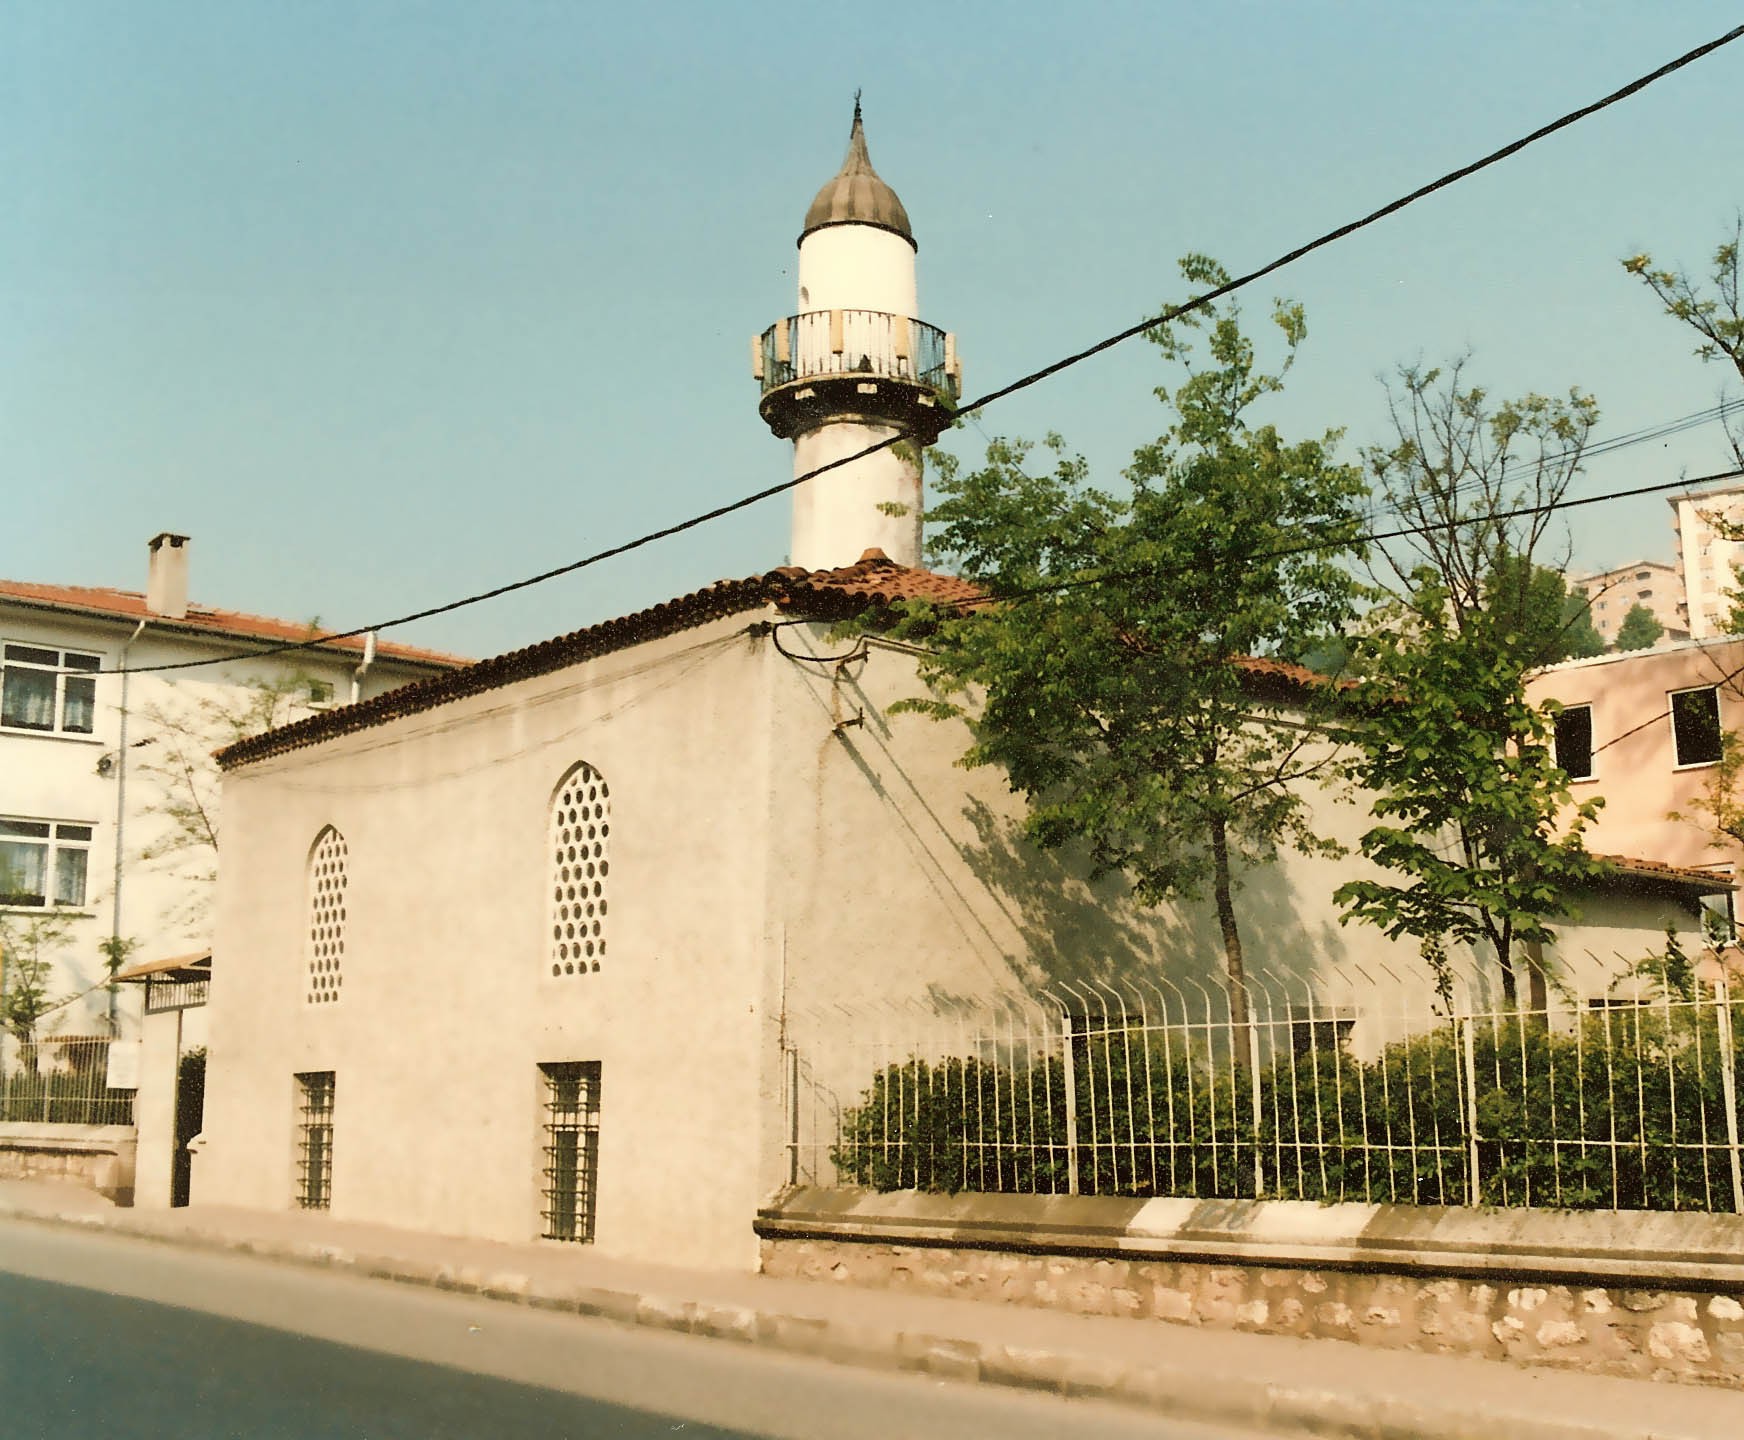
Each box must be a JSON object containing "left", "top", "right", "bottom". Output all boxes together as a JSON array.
[
  {"left": 1, "top": 644, "right": 99, "bottom": 735},
  {"left": 550, "top": 763, "right": 609, "bottom": 978},
  {"left": 306, "top": 826, "right": 348, "bottom": 1005},
  {"left": 0, "top": 819, "right": 92, "bottom": 908},
  {"left": 1670, "top": 686, "right": 1723, "bottom": 768},
  {"left": 1552, "top": 704, "right": 1595, "bottom": 781}
]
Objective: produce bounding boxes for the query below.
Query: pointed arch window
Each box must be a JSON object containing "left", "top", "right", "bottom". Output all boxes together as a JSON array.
[
  {"left": 307, "top": 826, "right": 348, "bottom": 1006},
  {"left": 550, "top": 763, "right": 609, "bottom": 977}
]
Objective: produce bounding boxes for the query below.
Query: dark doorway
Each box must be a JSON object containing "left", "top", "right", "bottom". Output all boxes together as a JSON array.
[{"left": 171, "top": 1047, "right": 206, "bottom": 1207}]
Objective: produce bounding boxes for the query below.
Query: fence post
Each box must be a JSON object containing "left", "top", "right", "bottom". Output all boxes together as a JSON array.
[
  {"left": 1060, "top": 1011, "right": 1080, "bottom": 1196},
  {"left": 1715, "top": 982, "right": 1744, "bottom": 1215},
  {"left": 1249, "top": 1021, "right": 1265, "bottom": 1199},
  {"left": 1460, "top": 1014, "right": 1482, "bottom": 1205}
]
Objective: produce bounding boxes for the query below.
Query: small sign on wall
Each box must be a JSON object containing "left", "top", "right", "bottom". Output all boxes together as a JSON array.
[{"left": 105, "top": 1040, "right": 142, "bottom": 1091}]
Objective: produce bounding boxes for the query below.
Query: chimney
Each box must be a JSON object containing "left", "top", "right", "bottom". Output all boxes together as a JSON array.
[{"left": 146, "top": 533, "right": 190, "bottom": 619}]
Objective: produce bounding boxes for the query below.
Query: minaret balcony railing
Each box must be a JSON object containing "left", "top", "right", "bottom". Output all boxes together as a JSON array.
[{"left": 754, "top": 310, "right": 959, "bottom": 401}]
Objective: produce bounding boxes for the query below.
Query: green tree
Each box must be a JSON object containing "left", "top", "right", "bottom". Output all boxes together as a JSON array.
[
  {"left": 1484, "top": 552, "right": 1605, "bottom": 665},
  {"left": 1624, "top": 218, "right": 1744, "bottom": 630},
  {"left": 1338, "top": 363, "right": 1606, "bottom": 1005},
  {"left": 1624, "top": 217, "right": 1744, "bottom": 466},
  {"left": 1614, "top": 603, "right": 1665, "bottom": 651},
  {"left": 0, "top": 911, "right": 76, "bottom": 1060},
  {"left": 134, "top": 669, "right": 325, "bottom": 927},
  {"left": 881, "top": 256, "right": 1368, "bottom": 1049},
  {"left": 1669, "top": 730, "right": 1744, "bottom": 853}
]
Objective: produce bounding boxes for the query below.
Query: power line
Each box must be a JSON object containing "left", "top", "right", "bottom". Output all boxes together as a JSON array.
[
  {"left": 943, "top": 465, "right": 1744, "bottom": 613},
  {"left": 94, "top": 20, "right": 1744, "bottom": 678},
  {"left": 1358, "top": 395, "right": 1744, "bottom": 530}
]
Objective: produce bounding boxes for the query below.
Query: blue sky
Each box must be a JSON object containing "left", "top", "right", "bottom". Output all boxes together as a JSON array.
[{"left": 4, "top": 2, "right": 1742, "bottom": 660}]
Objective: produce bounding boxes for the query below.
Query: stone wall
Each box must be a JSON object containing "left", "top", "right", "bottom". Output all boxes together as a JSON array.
[
  {"left": 0, "top": 1124, "right": 136, "bottom": 1203},
  {"left": 758, "top": 1188, "right": 1744, "bottom": 1388}
]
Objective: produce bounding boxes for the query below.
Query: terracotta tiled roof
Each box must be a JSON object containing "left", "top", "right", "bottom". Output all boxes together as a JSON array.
[
  {"left": 217, "top": 552, "right": 974, "bottom": 769},
  {"left": 215, "top": 551, "right": 1331, "bottom": 770},
  {"left": 1589, "top": 854, "right": 1735, "bottom": 893},
  {"left": 0, "top": 579, "right": 467, "bottom": 670},
  {"left": 1231, "top": 654, "right": 1339, "bottom": 695}
]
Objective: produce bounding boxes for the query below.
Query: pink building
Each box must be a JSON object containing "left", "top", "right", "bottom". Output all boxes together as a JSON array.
[{"left": 1527, "top": 637, "right": 1742, "bottom": 876}]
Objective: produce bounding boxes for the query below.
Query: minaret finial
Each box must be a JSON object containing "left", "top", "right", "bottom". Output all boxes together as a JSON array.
[{"left": 853, "top": 88, "right": 862, "bottom": 124}]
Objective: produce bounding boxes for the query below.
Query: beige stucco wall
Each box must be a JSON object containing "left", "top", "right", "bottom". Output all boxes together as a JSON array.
[
  {"left": 1528, "top": 639, "right": 1744, "bottom": 875},
  {"left": 202, "top": 614, "right": 781, "bottom": 1269},
  {"left": 199, "top": 615, "right": 1714, "bottom": 1272},
  {"left": 766, "top": 626, "right": 1688, "bottom": 1010}
]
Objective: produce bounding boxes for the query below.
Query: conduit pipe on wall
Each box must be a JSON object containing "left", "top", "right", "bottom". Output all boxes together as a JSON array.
[
  {"left": 350, "top": 630, "right": 376, "bottom": 705},
  {"left": 109, "top": 619, "right": 148, "bottom": 1033}
]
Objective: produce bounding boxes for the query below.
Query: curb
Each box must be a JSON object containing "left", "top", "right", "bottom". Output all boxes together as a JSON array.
[{"left": 0, "top": 1202, "right": 1718, "bottom": 1440}]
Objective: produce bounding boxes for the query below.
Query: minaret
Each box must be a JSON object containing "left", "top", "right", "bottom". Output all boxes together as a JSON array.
[{"left": 753, "top": 100, "right": 959, "bottom": 570}]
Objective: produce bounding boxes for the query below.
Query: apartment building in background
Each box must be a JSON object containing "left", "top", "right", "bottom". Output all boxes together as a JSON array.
[
  {"left": 1570, "top": 559, "right": 1689, "bottom": 646},
  {"left": 1669, "top": 481, "right": 1744, "bottom": 639},
  {"left": 1, "top": 533, "right": 465, "bottom": 1036}
]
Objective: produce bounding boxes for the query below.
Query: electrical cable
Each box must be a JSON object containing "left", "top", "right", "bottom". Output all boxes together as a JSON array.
[
  {"left": 1357, "top": 396, "right": 1744, "bottom": 529},
  {"left": 937, "top": 465, "right": 1744, "bottom": 614},
  {"left": 768, "top": 620, "right": 868, "bottom": 666},
  {"left": 82, "top": 21, "right": 1742, "bottom": 679}
]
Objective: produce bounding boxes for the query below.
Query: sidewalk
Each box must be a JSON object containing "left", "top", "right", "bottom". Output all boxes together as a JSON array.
[{"left": 2, "top": 1179, "right": 1738, "bottom": 1440}]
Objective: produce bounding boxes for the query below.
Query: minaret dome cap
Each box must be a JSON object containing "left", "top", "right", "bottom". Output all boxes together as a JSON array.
[{"left": 800, "top": 98, "right": 914, "bottom": 249}]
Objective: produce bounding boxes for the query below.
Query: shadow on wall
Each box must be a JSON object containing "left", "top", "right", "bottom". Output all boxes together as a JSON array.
[
  {"left": 789, "top": 651, "right": 1349, "bottom": 1006},
  {"left": 953, "top": 798, "right": 1345, "bottom": 1000}
]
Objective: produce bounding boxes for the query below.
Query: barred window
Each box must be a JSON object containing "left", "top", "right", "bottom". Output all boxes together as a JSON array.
[
  {"left": 539, "top": 1061, "right": 601, "bottom": 1242},
  {"left": 294, "top": 1071, "right": 335, "bottom": 1210},
  {"left": 550, "top": 763, "right": 609, "bottom": 978},
  {"left": 307, "top": 826, "right": 348, "bottom": 1006}
]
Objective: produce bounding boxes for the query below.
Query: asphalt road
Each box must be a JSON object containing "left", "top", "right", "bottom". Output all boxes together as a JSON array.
[{"left": 0, "top": 1221, "right": 1265, "bottom": 1439}]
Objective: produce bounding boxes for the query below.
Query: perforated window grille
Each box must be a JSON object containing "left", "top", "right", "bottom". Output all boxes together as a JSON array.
[
  {"left": 550, "top": 764, "right": 609, "bottom": 977},
  {"left": 294, "top": 1071, "right": 335, "bottom": 1209},
  {"left": 307, "top": 827, "right": 348, "bottom": 1006},
  {"left": 539, "top": 1061, "right": 601, "bottom": 1242}
]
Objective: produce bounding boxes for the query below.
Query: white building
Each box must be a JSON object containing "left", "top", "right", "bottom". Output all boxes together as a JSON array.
[
  {"left": 1669, "top": 481, "right": 1744, "bottom": 638},
  {"left": 1569, "top": 558, "right": 1688, "bottom": 645},
  {"left": 1, "top": 533, "right": 464, "bottom": 1037},
  {"left": 192, "top": 108, "right": 1725, "bottom": 1269}
]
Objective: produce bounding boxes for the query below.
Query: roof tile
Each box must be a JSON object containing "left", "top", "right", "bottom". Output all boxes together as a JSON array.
[
  {"left": 0, "top": 579, "right": 466, "bottom": 669},
  {"left": 212, "top": 554, "right": 1324, "bottom": 769}
]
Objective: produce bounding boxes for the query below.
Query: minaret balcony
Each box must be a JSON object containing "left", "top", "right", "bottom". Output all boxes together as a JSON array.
[{"left": 753, "top": 310, "right": 960, "bottom": 443}]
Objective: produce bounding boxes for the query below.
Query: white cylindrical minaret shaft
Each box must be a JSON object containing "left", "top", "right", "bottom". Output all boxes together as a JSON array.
[{"left": 754, "top": 101, "right": 957, "bottom": 571}]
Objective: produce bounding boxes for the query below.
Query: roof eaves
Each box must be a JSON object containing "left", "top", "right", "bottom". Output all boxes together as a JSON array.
[
  {"left": 1587, "top": 853, "right": 1735, "bottom": 895},
  {"left": 216, "top": 575, "right": 789, "bottom": 770},
  {"left": 0, "top": 583, "right": 466, "bottom": 670}
]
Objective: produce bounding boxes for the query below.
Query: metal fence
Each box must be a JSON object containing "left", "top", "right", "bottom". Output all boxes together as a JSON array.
[
  {"left": 757, "top": 310, "right": 955, "bottom": 397},
  {"left": 782, "top": 969, "right": 1744, "bottom": 1214},
  {"left": 0, "top": 1030, "right": 135, "bottom": 1126}
]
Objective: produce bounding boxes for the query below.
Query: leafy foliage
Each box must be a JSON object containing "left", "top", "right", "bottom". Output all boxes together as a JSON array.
[
  {"left": 879, "top": 256, "right": 1368, "bottom": 1040},
  {"left": 0, "top": 911, "right": 76, "bottom": 1050},
  {"left": 1483, "top": 552, "right": 1605, "bottom": 665},
  {"left": 835, "top": 986, "right": 1744, "bottom": 1212},
  {"left": 1339, "top": 363, "right": 1605, "bottom": 1002},
  {"left": 1614, "top": 602, "right": 1665, "bottom": 652},
  {"left": 134, "top": 670, "right": 326, "bottom": 926},
  {"left": 1670, "top": 730, "right": 1744, "bottom": 852},
  {"left": 1624, "top": 217, "right": 1744, "bottom": 467}
]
